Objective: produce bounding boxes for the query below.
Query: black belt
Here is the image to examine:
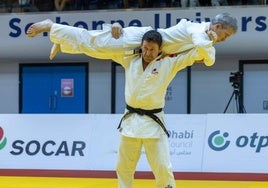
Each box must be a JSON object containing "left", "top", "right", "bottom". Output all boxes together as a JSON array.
[{"left": 117, "top": 105, "right": 170, "bottom": 137}]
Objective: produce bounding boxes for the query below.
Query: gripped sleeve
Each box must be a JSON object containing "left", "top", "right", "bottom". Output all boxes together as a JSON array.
[{"left": 188, "top": 24, "right": 216, "bottom": 66}]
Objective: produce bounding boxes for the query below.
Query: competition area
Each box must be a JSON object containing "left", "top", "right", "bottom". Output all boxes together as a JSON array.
[{"left": 0, "top": 177, "right": 268, "bottom": 188}]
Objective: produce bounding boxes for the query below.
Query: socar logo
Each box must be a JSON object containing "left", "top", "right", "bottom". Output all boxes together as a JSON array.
[
  {"left": 208, "top": 130, "right": 230, "bottom": 151},
  {"left": 0, "top": 127, "right": 7, "bottom": 150}
]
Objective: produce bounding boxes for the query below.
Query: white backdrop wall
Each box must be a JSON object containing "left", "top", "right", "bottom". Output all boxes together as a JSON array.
[
  {"left": 191, "top": 58, "right": 239, "bottom": 114},
  {"left": 88, "top": 61, "right": 112, "bottom": 113},
  {"left": 0, "top": 58, "right": 240, "bottom": 114},
  {"left": 0, "top": 62, "right": 19, "bottom": 113}
]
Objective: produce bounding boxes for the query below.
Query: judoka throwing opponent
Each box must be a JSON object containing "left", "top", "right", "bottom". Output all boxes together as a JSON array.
[
  {"left": 26, "top": 12, "right": 237, "bottom": 66},
  {"left": 26, "top": 13, "right": 237, "bottom": 188}
]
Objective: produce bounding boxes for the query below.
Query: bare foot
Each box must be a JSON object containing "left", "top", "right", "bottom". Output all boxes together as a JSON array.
[
  {"left": 26, "top": 19, "right": 53, "bottom": 38},
  {"left": 49, "top": 43, "right": 60, "bottom": 60}
]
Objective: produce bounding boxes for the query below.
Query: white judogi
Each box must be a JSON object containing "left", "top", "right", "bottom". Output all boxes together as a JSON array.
[
  {"left": 112, "top": 50, "right": 201, "bottom": 188},
  {"left": 49, "top": 23, "right": 208, "bottom": 188},
  {"left": 50, "top": 19, "right": 215, "bottom": 66},
  {"left": 113, "top": 50, "right": 200, "bottom": 139}
]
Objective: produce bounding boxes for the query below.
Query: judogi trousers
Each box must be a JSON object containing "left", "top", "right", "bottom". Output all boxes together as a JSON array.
[
  {"left": 116, "top": 135, "right": 176, "bottom": 188},
  {"left": 50, "top": 23, "right": 152, "bottom": 59}
]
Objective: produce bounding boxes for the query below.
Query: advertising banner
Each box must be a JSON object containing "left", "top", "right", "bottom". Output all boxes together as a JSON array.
[
  {"left": 129, "top": 115, "right": 207, "bottom": 171},
  {"left": 1, "top": 114, "right": 268, "bottom": 174},
  {"left": 203, "top": 114, "right": 268, "bottom": 173},
  {"left": 166, "top": 115, "right": 206, "bottom": 172},
  {"left": 0, "top": 114, "right": 92, "bottom": 170},
  {"left": 0, "top": 114, "right": 206, "bottom": 172}
]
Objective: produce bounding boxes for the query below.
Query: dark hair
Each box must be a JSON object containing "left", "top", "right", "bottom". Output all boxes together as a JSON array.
[
  {"left": 211, "top": 13, "right": 238, "bottom": 33},
  {"left": 141, "top": 30, "right": 162, "bottom": 47}
]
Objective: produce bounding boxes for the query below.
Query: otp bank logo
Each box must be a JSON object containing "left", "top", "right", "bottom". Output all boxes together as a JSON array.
[
  {"left": 208, "top": 130, "right": 230, "bottom": 151},
  {"left": 0, "top": 127, "right": 7, "bottom": 150}
]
